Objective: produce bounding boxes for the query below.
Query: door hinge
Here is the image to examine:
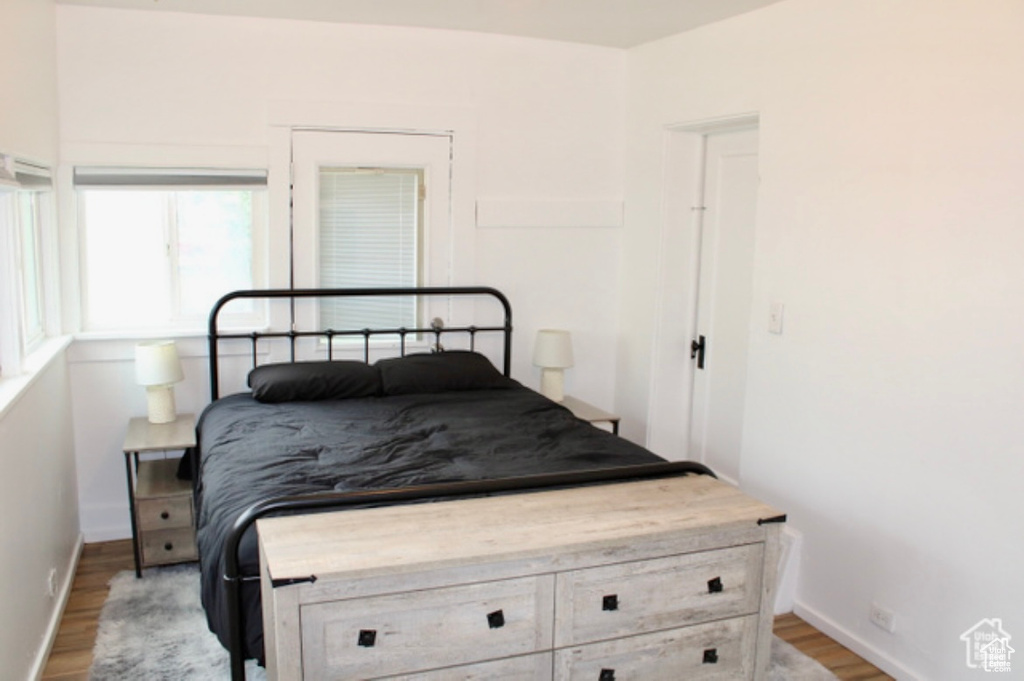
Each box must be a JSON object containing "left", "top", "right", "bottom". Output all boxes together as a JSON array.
[{"left": 691, "top": 335, "right": 706, "bottom": 370}]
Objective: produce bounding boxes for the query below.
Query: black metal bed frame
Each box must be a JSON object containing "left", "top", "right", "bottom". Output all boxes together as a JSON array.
[
  {"left": 208, "top": 286, "right": 514, "bottom": 400},
  {"left": 204, "top": 287, "right": 714, "bottom": 681}
]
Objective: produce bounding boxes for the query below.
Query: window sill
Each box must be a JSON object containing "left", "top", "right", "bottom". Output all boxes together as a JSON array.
[
  {"left": 0, "top": 335, "right": 73, "bottom": 420},
  {"left": 73, "top": 328, "right": 208, "bottom": 342},
  {"left": 69, "top": 331, "right": 264, "bottom": 363}
]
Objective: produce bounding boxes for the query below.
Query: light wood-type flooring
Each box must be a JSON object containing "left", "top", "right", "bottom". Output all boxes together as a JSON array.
[{"left": 41, "top": 540, "right": 894, "bottom": 680}]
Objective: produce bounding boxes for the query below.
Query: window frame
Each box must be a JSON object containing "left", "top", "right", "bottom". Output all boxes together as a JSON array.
[
  {"left": 17, "top": 190, "right": 47, "bottom": 352},
  {"left": 0, "top": 157, "right": 55, "bottom": 378},
  {"left": 74, "top": 168, "right": 270, "bottom": 334}
]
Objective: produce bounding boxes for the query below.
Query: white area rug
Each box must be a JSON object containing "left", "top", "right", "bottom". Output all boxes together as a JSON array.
[{"left": 90, "top": 564, "right": 836, "bottom": 680}]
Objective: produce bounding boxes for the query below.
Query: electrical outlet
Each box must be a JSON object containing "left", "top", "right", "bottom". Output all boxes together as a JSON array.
[
  {"left": 46, "top": 568, "right": 58, "bottom": 598},
  {"left": 869, "top": 602, "right": 896, "bottom": 633}
]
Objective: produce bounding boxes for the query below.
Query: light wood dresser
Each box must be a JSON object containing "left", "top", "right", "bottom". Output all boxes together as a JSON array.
[{"left": 258, "top": 474, "right": 784, "bottom": 680}]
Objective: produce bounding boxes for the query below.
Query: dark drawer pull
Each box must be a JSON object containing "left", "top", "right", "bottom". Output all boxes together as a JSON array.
[
  {"left": 163, "top": 542, "right": 173, "bottom": 551},
  {"left": 707, "top": 576, "right": 723, "bottom": 593},
  {"left": 160, "top": 511, "right": 170, "bottom": 520},
  {"left": 599, "top": 669, "right": 616, "bottom": 681},
  {"left": 703, "top": 648, "right": 719, "bottom": 664},
  {"left": 357, "top": 629, "right": 377, "bottom": 647},
  {"left": 487, "top": 610, "right": 505, "bottom": 629},
  {"left": 602, "top": 594, "right": 619, "bottom": 611}
]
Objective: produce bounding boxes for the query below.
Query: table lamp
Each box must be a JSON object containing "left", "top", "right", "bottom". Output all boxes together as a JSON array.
[
  {"left": 135, "top": 340, "right": 184, "bottom": 424},
  {"left": 533, "top": 329, "right": 573, "bottom": 402}
]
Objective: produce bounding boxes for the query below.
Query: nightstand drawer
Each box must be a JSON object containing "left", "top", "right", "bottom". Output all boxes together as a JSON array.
[
  {"left": 554, "top": 614, "right": 759, "bottom": 680},
  {"left": 141, "top": 527, "right": 197, "bottom": 565},
  {"left": 137, "top": 495, "right": 193, "bottom": 531},
  {"left": 301, "top": 575, "right": 554, "bottom": 679},
  {"left": 554, "top": 544, "right": 763, "bottom": 647}
]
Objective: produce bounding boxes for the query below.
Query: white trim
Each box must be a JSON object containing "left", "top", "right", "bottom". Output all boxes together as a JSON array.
[
  {"left": 793, "top": 600, "right": 923, "bottom": 681},
  {"left": 0, "top": 191, "right": 21, "bottom": 376},
  {"left": 68, "top": 333, "right": 257, "bottom": 363},
  {"left": 29, "top": 534, "right": 84, "bottom": 681},
  {"left": 475, "top": 199, "right": 623, "bottom": 228},
  {"left": 668, "top": 111, "right": 761, "bottom": 135}
]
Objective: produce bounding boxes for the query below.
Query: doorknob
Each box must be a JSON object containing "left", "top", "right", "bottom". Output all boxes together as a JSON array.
[{"left": 690, "top": 335, "right": 706, "bottom": 369}]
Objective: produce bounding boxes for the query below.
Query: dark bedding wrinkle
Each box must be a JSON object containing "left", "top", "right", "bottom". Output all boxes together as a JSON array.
[{"left": 195, "top": 385, "right": 664, "bottom": 662}]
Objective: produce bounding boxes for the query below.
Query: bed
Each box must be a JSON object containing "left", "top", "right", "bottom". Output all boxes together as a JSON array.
[{"left": 193, "top": 287, "right": 739, "bottom": 680}]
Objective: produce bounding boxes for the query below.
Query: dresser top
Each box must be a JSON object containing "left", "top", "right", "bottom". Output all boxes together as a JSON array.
[{"left": 258, "top": 473, "right": 783, "bottom": 584}]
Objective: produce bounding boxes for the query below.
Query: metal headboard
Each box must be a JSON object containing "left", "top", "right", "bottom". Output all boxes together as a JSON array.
[{"left": 207, "top": 286, "right": 513, "bottom": 400}]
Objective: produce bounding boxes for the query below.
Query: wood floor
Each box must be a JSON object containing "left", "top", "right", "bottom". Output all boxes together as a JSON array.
[{"left": 42, "top": 539, "right": 893, "bottom": 680}]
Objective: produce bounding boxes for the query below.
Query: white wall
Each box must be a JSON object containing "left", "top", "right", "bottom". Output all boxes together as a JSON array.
[
  {"left": 0, "top": 349, "right": 80, "bottom": 680},
  {"left": 0, "top": 1, "right": 80, "bottom": 679},
  {"left": 0, "top": 0, "right": 59, "bottom": 162},
  {"left": 621, "top": 0, "right": 1024, "bottom": 678},
  {"left": 55, "top": 7, "right": 627, "bottom": 540}
]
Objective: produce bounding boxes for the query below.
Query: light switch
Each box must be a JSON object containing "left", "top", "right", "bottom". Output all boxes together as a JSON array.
[{"left": 769, "top": 302, "right": 784, "bottom": 335}]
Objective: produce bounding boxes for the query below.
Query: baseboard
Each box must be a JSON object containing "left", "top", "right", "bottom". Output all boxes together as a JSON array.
[
  {"left": 31, "top": 533, "right": 85, "bottom": 681},
  {"left": 794, "top": 600, "right": 922, "bottom": 681}
]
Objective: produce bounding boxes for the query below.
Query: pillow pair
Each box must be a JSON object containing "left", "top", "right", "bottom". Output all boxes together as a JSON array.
[{"left": 248, "top": 351, "right": 511, "bottom": 403}]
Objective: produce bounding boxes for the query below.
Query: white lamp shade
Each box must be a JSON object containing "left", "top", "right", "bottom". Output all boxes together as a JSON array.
[
  {"left": 135, "top": 340, "right": 184, "bottom": 386},
  {"left": 533, "top": 329, "right": 574, "bottom": 369}
]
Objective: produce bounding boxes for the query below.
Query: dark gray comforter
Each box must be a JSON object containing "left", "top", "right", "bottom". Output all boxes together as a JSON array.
[{"left": 195, "top": 384, "right": 665, "bottom": 662}]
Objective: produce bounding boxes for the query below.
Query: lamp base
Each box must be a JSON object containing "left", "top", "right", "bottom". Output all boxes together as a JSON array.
[
  {"left": 146, "top": 385, "right": 177, "bottom": 424},
  {"left": 539, "top": 368, "right": 565, "bottom": 402}
]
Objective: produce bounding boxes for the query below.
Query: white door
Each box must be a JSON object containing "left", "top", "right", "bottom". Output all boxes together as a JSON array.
[
  {"left": 290, "top": 129, "right": 453, "bottom": 355},
  {"left": 688, "top": 128, "right": 760, "bottom": 482}
]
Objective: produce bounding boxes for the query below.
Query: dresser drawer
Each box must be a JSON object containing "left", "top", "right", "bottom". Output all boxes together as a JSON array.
[
  {"left": 137, "top": 495, "right": 193, "bottom": 531},
  {"left": 141, "top": 527, "right": 197, "bottom": 565},
  {"left": 380, "top": 652, "right": 553, "bottom": 680},
  {"left": 301, "top": 575, "right": 554, "bottom": 679},
  {"left": 554, "top": 614, "right": 759, "bottom": 680},
  {"left": 555, "top": 544, "right": 762, "bottom": 647}
]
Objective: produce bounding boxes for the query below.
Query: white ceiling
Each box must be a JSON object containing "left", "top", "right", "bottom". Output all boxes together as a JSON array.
[{"left": 55, "top": 0, "right": 786, "bottom": 48}]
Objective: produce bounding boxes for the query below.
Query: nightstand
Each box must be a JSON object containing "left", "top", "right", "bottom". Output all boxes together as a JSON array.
[
  {"left": 123, "top": 414, "right": 198, "bottom": 577},
  {"left": 559, "top": 395, "right": 620, "bottom": 434}
]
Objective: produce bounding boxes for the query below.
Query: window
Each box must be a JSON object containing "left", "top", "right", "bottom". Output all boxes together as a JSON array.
[
  {"left": 318, "top": 167, "right": 424, "bottom": 330},
  {"left": 17, "top": 191, "right": 45, "bottom": 350},
  {"left": 75, "top": 168, "right": 267, "bottom": 331},
  {"left": 0, "top": 157, "right": 54, "bottom": 378}
]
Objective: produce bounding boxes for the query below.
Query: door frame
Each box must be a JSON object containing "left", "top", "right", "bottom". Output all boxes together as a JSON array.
[
  {"left": 262, "top": 102, "right": 480, "bottom": 362},
  {"left": 645, "top": 113, "right": 759, "bottom": 475},
  {"left": 267, "top": 101, "right": 479, "bottom": 293}
]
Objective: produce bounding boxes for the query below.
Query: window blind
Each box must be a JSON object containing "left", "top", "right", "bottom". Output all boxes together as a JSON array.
[
  {"left": 73, "top": 167, "right": 267, "bottom": 189},
  {"left": 318, "top": 168, "right": 422, "bottom": 330},
  {"left": 0, "top": 156, "right": 52, "bottom": 191},
  {"left": 14, "top": 161, "right": 52, "bottom": 190}
]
